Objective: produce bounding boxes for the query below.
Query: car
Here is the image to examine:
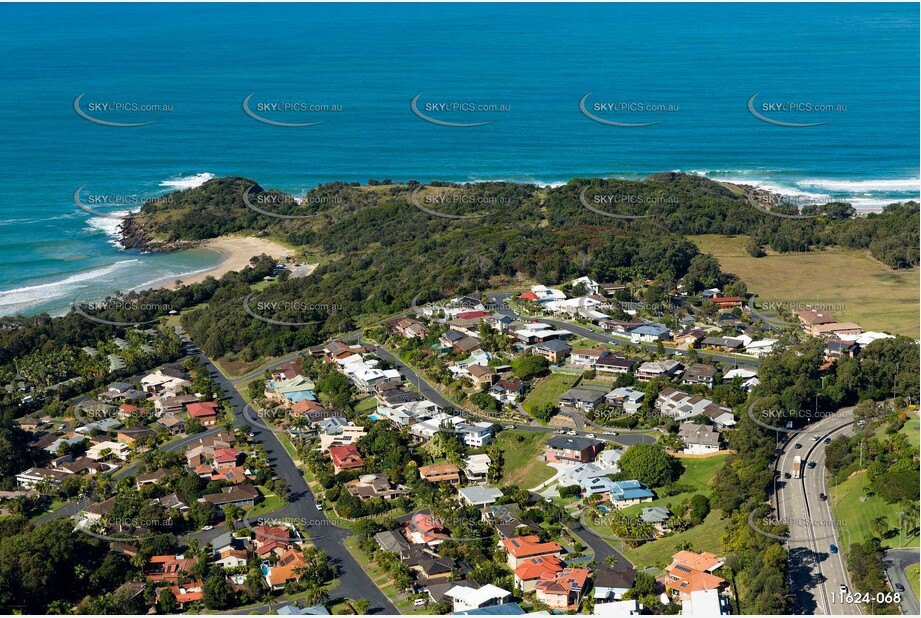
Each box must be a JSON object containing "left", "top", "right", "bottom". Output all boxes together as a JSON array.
[
  {"left": 298, "top": 469, "right": 305, "bottom": 476},
  {"left": 544, "top": 498, "right": 553, "bottom": 504},
  {"left": 830, "top": 544, "right": 839, "bottom": 554},
  {"left": 824, "top": 437, "right": 831, "bottom": 444},
  {"left": 604, "top": 431, "right": 618, "bottom": 436},
  {"left": 794, "top": 443, "right": 802, "bottom": 449},
  {"left": 819, "top": 493, "right": 827, "bottom": 501},
  {"left": 839, "top": 584, "right": 847, "bottom": 593},
  {"left": 586, "top": 433, "right": 596, "bottom": 438},
  {"left": 895, "top": 583, "right": 905, "bottom": 592},
  {"left": 784, "top": 472, "right": 792, "bottom": 479},
  {"left": 203, "top": 525, "right": 213, "bottom": 531},
  {"left": 807, "top": 461, "right": 817, "bottom": 469},
  {"left": 786, "top": 421, "right": 794, "bottom": 429},
  {"left": 504, "top": 424, "right": 515, "bottom": 429},
  {"left": 858, "top": 420, "right": 866, "bottom": 426},
  {"left": 567, "top": 430, "right": 577, "bottom": 436},
  {"left": 413, "top": 599, "right": 426, "bottom": 607},
  {"left": 248, "top": 432, "right": 256, "bottom": 438},
  {"left": 812, "top": 435, "right": 821, "bottom": 441}
]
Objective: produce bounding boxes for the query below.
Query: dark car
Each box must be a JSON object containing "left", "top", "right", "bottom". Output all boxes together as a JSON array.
[
  {"left": 784, "top": 472, "right": 792, "bottom": 479},
  {"left": 895, "top": 583, "right": 905, "bottom": 592},
  {"left": 830, "top": 544, "right": 838, "bottom": 554},
  {"left": 794, "top": 443, "right": 802, "bottom": 449},
  {"left": 808, "top": 461, "right": 818, "bottom": 469},
  {"left": 824, "top": 437, "right": 831, "bottom": 444},
  {"left": 819, "top": 493, "right": 827, "bottom": 501}
]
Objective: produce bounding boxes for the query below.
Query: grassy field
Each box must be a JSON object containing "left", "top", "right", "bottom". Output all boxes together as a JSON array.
[
  {"left": 905, "top": 563, "right": 920, "bottom": 598},
  {"left": 591, "top": 454, "right": 729, "bottom": 569},
  {"left": 354, "top": 396, "right": 378, "bottom": 413},
  {"left": 830, "top": 471, "right": 919, "bottom": 550},
  {"left": 522, "top": 373, "right": 579, "bottom": 415},
  {"left": 496, "top": 429, "right": 554, "bottom": 489},
  {"left": 690, "top": 235, "right": 919, "bottom": 338}
]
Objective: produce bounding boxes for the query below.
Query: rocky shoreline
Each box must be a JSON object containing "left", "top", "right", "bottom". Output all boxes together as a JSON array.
[{"left": 118, "top": 213, "right": 205, "bottom": 253}]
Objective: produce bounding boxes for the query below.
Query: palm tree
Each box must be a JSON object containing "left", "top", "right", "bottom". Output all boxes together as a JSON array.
[
  {"left": 603, "top": 554, "right": 619, "bottom": 569},
  {"left": 871, "top": 515, "right": 889, "bottom": 539}
]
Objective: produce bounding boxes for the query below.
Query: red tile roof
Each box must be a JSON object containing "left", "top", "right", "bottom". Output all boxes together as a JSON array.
[
  {"left": 186, "top": 401, "right": 219, "bottom": 418},
  {"left": 502, "top": 535, "right": 563, "bottom": 559},
  {"left": 329, "top": 444, "right": 364, "bottom": 469}
]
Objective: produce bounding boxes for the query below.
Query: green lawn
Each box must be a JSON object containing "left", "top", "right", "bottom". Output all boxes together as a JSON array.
[
  {"left": 522, "top": 373, "right": 579, "bottom": 415},
  {"left": 900, "top": 416, "right": 920, "bottom": 449},
  {"left": 587, "top": 454, "right": 729, "bottom": 569},
  {"left": 496, "top": 429, "right": 554, "bottom": 489},
  {"left": 905, "top": 564, "right": 920, "bottom": 598},
  {"left": 830, "top": 471, "right": 919, "bottom": 550},
  {"left": 246, "top": 486, "right": 286, "bottom": 519},
  {"left": 354, "top": 397, "right": 378, "bottom": 413}
]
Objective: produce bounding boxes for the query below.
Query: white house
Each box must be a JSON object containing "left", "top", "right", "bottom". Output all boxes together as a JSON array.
[{"left": 446, "top": 584, "right": 511, "bottom": 612}]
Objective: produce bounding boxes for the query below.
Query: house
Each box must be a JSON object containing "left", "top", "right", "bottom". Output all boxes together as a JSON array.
[
  {"left": 168, "top": 581, "right": 204, "bottom": 607},
  {"left": 673, "top": 329, "right": 706, "bottom": 347},
  {"left": 265, "top": 548, "right": 307, "bottom": 589},
  {"left": 213, "top": 447, "right": 240, "bottom": 469},
  {"left": 318, "top": 420, "right": 366, "bottom": 450},
  {"left": 600, "top": 283, "right": 627, "bottom": 296},
  {"left": 514, "top": 555, "right": 565, "bottom": 591},
  {"left": 276, "top": 604, "right": 330, "bottom": 616},
  {"left": 116, "top": 427, "right": 156, "bottom": 445},
  {"left": 427, "top": 579, "right": 480, "bottom": 606},
  {"left": 405, "top": 513, "right": 449, "bottom": 547},
  {"left": 375, "top": 529, "right": 411, "bottom": 558},
  {"left": 81, "top": 495, "right": 118, "bottom": 525},
  {"left": 559, "top": 387, "right": 608, "bottom": 411},
  {"left": 825, "top": 339, "right": 860, "bottom": 360},
  {"left": 527, "top": 285, "right": 567, "bottom": 303},
  {"left": 158, "top": 415, "right": 186, "bottom": 435},
  {"left": 345, "top": 474, "right": 409, "bottom": 500},
  {"left": 214, "top": 546, "right": 251, "bottom": 569},
  {"left": 682, "top": 364, "right": 717, "bottom": 388},
  {"left": 154, "top": 394, "right": 199, "bottom": 417},
  {"left": 485, "top": 313, "right": 516, "bottom": 333},
  {"left": 810, "top": 322, "right": 863, "bottom": 338},
  {"left": 793, "top": 306, "right": 837, "bottom": 329},
  {"left": 200, "top": 484, "right": 259, "bottom": 512},
  {"left": 571, "top": 276, "right": 600, "bottom": 295},
  {"left": 458, "top": 485, "right": 504, "bottom": 507},
  {"left": 722, "top": 367, "right": 760, "bottom": 392},
  {"left": 604, "top": 387, "right": 645, "bottom": 414},
  {"left": 86, "top": 440, "right": 130, "bottom": 461},
  {"left": 329, "top": 444, "right": 364, "bottom": 473},
  {"left": 635, "top": 360, "right": 682, "bottom": 381},
  {"left": 418, "top": 463, "right": 461, "bottom": 485},
  {"left": 501, "top": 535, "right": 563, "bottom": 569},
  {"left": 600, "top": 319, "right": 646, "bottom": 334},
  {"left": 708, "top": 296, "right": 744, "bottom": 309},
  {"left": 157, "top": 492, "right": 190, "bottom": 512},
  {"left": 639, "top": 506, "right": 673, "bottom": 533},
  {"left": 533, "top": 340, "right": 573, "bottom": 364},
  {"left": 490, "top": 379, "right": 525, "bottom": 404},
  {"left": 628, "top": 323, "right": 670, "bottom": 343},
  {"left": 593, "top": 567, "right": 635, "bottom": 602},
  {"left": 446, "top": 584, "right": 512, "bottom": 613},
  {"left": 454, "top": 336, "right": 483, "bottom": 355},
  {"left": 534, "top": 568, "right": 590, "bottom": 610},
  {"left": 595, "top": 355, "right": 637, "bottom": 375},
  {"left": 678, "top": 423, "right": 722, "bottom": 454},
  {"left": 681, "top": 588, "right": 732, "bottom": 616},
  {"left": 515, "top": 323, "right": 572, "bottom": 345},
  {"left": 581, "top": 478, "right": 653, "bottom": 506},
  {"left": 146, "top": 554, "right": 197, "bottom": 582},
  {"left": 570, "top": 347, "right": 609, "bottom": 368},
  {"left": 664, "top": 551, "right": 726, "bottom": 601},
  {"left": 465, "top": 453, "right": 492, "bottom": 481},
  {"left": 391, "top": 316, "right": 429, "bottom": 338},
  {"left": 700, "top": 337, "right": 744, "bottom": 351},
  {"left": 544, "top": 435, "right": 602, "bottom": 463},
  {"left": 467, "top": 364, "right": 496, "bottom": 387},
  {"left": 454, "top": 603, "right": 526, "bottom": 616},
  {"left": 745, "top": 339, "right": 777, "bottom": 356},
  {"left": 16, "top": 467, "right": 69, "bottom": 489},
  {"left": 136, "top": 468, "right": 172, "bottom": 488},
  {"left": 594, "top": 600, "right": 643, "bottom": 616},
  {"left": 270, "top": 359, "right": 306, "bottom": 382},
  {"left": 656, "top": 388, "right": 735, "bottom": 426}
]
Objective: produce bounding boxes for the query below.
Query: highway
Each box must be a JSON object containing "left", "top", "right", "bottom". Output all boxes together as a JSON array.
[{"left": 775, "top": 409, "right": 860, "bottom": 615}]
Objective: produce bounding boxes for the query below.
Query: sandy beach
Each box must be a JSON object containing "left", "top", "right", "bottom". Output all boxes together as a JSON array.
[{"left": 156, "top": 236, "right": 294, "bottom": 290}]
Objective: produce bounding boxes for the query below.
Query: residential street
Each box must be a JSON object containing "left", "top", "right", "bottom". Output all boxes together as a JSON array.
[
  {"left": 885, "top": 548, "right": 920, "bottom": 616},
  {"left": 180, "top": 333, "right": 399, "bottom": 614}
]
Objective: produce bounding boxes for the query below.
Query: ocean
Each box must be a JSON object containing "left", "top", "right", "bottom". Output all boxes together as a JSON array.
[{"left": 0, "top": 2, "right": 918, "bottom": 317}]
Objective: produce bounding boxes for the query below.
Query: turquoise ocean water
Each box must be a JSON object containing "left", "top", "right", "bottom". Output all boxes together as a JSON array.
[{"left": 0, "top": 2, "right": 917, "bottom": 316}]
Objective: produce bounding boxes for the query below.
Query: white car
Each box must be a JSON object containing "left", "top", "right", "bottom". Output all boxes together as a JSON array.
[
  {"left": 586, "top": 433, "right": 596, "bottom": 438},
  {"left": 203, "top": 525, "right": 213, "bottom": 531},
  {"left": 413, "top": 599, "right": 426, "bottom": 607},
  {"left": 839, "top": 584, "right": 848, "bottom": 594},
  {"left": 504, "top": 424, "right": 515, "bottom": 429},
  {"left": 812, "top": 435, "right": 820, "bottom": 441},
  {"left": 567, "top": 430, "right": 577, "bottom": 436},
  {"left": 605, "top": 431, "right": 618, "bottom": 436}
]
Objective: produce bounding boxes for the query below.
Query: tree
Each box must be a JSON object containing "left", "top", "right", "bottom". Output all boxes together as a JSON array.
[
  {"left": 354, "top": 598, "right": 371, "bottom": 614},
  {"left": 512, "top": 355, "right": 550, "bottom": 380},
  {"left": 189, "top": 500, "right": 216, "bottom": 529},
  {"left": 618, "top": 443, "right": 682, "bottom": 487},
  {"left": 203, "top": 573, "right": 236, "bottom": 609},
  {"left": 870, "top": 515, "right": 889, "bottom": 539},
  {"left": 157, "top": 588, "right": 179, "bottom": 614}
]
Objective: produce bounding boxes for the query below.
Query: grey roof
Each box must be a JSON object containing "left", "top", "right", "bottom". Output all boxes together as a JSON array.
[
  {"left": 639, "top": 506, "right": 672, "bottom": 523},
  {"left": 457, "top": 485, "right": 503, "bottom": 504},
  {"left": 560, "top": 387, "right": 608, "bottom": 404},
  {"left": 375, "top": 529, "right": 410, "bottom": 554},
  {"left": 702, "top": 337, "right": 744, "bottom": 348},
  {"left": 546, "top": 435, "right": 602, "bottom": 451},
  {"left": 535, "top": 339, "right": 572, "bottom": 352}
]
